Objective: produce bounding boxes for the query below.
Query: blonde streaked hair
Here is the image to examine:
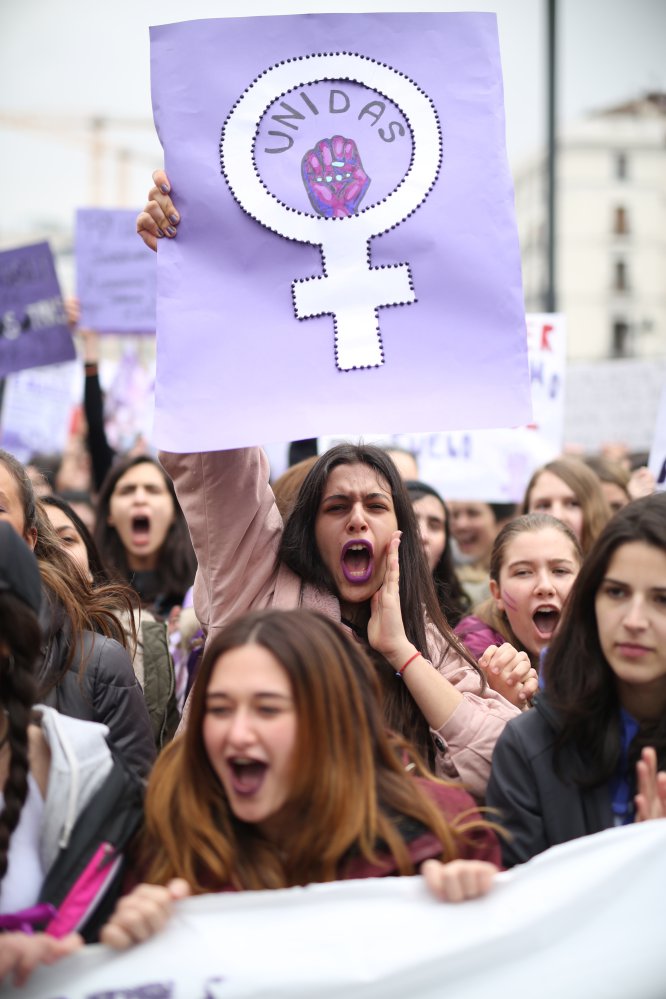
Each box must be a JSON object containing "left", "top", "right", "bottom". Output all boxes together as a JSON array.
[{"left": 141, "top": 608, "right": 496, "bottom": 892}]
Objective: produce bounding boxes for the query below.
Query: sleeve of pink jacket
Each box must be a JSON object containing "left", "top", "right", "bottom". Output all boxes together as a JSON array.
[
  {"left": 427, "top": 630, "right": 520, "bottom": 801},
  {"left": 159, "top": 447, "right": 300, "bottom": 639}
]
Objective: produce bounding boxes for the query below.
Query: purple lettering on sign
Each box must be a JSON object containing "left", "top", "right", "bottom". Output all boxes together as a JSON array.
[
  {"left": 85, "top": 982, "right": 174, "bottom": 999},
  {"left": 149, "top": 13, "right": 531, "bottom": 451},
  {"left": 76, "top": 208, "right": 157, "bottom": 333}
]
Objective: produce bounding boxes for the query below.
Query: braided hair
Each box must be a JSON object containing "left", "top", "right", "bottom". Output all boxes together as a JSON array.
[{"left": 0, "top": 593, "right": 42, "bottom": 882}]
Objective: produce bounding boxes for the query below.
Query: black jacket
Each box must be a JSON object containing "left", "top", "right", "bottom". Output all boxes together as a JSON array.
[
  {"left": 486, "top": 694, "right": 614, "bottom": 867},
  {"left": 38, "top": 598, "right": 156, "bottom": 780}
]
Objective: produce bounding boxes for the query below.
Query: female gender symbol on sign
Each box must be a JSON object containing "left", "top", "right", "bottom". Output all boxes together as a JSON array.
[{"left": 221, "top": 53, "right": 442, "bottom": 371}]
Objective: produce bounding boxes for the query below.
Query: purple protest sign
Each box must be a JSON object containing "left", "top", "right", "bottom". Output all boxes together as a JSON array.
[
  {"left": 76, "top": 209, "right": 157, "bottom": 333},
  {"left": 0, "top": 242, "right": 74, "bottom": 379},
  {"left": 149, "top": 13, "right": 531, "bottom": 452}
]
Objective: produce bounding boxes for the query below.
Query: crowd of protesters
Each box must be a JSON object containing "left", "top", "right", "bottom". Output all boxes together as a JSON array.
[{"left": 0, "top": 169, "right": 664, "bottom": 987}]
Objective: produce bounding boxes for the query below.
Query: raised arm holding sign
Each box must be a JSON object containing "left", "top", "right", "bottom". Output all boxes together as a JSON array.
[{"left": 136, "top": 12, "right": 539, "bottom": 791}]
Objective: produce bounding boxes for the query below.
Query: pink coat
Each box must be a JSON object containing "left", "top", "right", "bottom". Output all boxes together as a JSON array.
[{"left": 160, "top": 447, "right": 519, "bottom": 799}]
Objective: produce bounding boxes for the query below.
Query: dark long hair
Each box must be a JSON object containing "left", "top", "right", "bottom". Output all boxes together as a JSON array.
[
  {"left": 279, "top": 443, "right": 481, "bottom": 766},
  {"left": 542, "top": 493, "right": 666, "bottom": 785},
  {"left": 405, "top": 480, "right": 471, "bottom": 627},
  {"left": 94, "top": 455, "right": 196, "bottom": 615},
  {"left": 141, "top": 609, "right": 493, "bottom": 891},
  {"left": 0, "top": 450, "right": 133, "bottom": 692},
  {"left": 42, "top": 494, "right": 113, "bottom": 586},
  {"left": 0, "top": 595, "right": 41, "bottom": 884}
]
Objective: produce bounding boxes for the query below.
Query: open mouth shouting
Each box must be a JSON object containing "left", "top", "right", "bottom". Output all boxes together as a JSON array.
[
  {"left": 227, "top": 756, "right": 268, "bottom": 798},
  {"left": 341, "top": 539, "right": 374, "bottom": 584},
  {"left": 532, "top": 604, "right": 561, "bottom": 640},
  {"left": 131, "top": 514, "right": 151, "bottom": 547}
]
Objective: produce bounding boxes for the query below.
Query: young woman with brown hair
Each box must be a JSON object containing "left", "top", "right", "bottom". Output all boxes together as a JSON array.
[
  {"left": 101, "top": 608, "right": 501, "bottom": 949},
  {"left": 0, "top": 449, "right": 154, "bottom": 778},
  {"left": 42, "top": 495, "right": 180, "bottom": 750},
  {"left": 521, "top": 456, "right": 611, "bottom": 556},
  {"left": 455, "top": 514, "right": 583, "bottom": 670}
]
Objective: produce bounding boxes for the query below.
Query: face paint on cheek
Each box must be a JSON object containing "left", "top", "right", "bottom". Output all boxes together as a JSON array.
[{"left": 500, "top": 588, "right": 520, "bottom": 612}]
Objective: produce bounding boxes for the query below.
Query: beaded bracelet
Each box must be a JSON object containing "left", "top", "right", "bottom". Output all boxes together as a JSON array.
[{"left": 396, "top": 651, "right": 421, "bottom": 678}]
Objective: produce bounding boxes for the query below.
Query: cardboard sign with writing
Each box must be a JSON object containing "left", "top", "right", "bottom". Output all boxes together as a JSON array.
[
  {"left": 149, "top": 13, "right": 531, "bottom": 452},
  {"left": 76, "top": 208, "right": 157, "bottom": 333},
  {"left": 0, "top": 242, "right": 74, "bottom": 378}
]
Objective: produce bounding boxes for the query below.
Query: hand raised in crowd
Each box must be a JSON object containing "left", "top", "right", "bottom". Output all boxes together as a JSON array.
[
  {"left": 0, "top": 932, "right": 83, "bottom": 988},
  {"left": 136, "top": 169, "right": 180, "bottom": 252},
  {"left": 477, "top": 644, "right": 537, "bottom": 707},
  {"left": 65, "top": 295, "right": 100, "bottom": 364},
  {"left": 421, "top": 859, "right": 498, "bottom": 903},
  {"left": 100, "top": 878, "right": 191, "bottom": 950},
  {"left": 627, "top": 466, "right": 656, "bottom": 501},
  {"left": 64, "top": 295, "right": 81, "bottom": 330},
  {"left": 635, "top": 747, "right": 666, "bottom": 821}
]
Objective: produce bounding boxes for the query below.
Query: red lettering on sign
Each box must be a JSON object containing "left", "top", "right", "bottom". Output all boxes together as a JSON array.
[{"left": 541, "top": 324, "right": 553, "bottom": 351}]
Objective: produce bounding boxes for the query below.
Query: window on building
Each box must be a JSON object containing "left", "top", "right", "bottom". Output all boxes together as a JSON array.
[
  {"left": 615, "top": 152, "right": 628, "bottom": 180},
  {"left": 614, "top": 260, "right": 628, "bottom": 292},
  {"left": 613, "top": 206, "right": 629, "bottom": 235},
  {"left": 611, "top": 320, "right": 631, "bottom": 358}
]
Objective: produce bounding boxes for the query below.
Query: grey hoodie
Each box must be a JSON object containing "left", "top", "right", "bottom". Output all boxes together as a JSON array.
[{"left": 35, "top": 705, "right": 114, "bottom": 874}]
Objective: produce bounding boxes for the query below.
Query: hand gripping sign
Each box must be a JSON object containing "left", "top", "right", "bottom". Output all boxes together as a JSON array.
[{"left": 221, "top": 53, "right": 441, "bottom": 371}]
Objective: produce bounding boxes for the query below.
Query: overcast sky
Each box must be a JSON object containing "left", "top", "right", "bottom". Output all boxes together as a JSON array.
[{"left": 1, "top": 0, "right": 664, "bottom": 261}]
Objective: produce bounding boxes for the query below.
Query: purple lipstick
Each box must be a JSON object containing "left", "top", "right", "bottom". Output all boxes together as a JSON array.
[{"left": 341, "top": 539, "right": 374, "bottom": 584}]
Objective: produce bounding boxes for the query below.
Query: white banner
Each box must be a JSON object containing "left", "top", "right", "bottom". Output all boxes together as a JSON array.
[{"left": 24, "top": 821, "right": 666, "bottom": 999}]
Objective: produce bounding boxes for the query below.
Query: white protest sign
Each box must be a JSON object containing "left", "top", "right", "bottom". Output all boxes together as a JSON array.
[
  {"left": 24, "top": 821, "right": 666, "bottom": 999},
  {"left": 0, "top": 361, "right": 80, "bottom": 463},
  {"left": 321, "top": 314, "right": 565, "bottom": 502},
  {"left": 565, "top": 358, "right": 666, "bottom": 453},
  {"left": 648, "top": 381, "right": 666, "bottom": 491}
]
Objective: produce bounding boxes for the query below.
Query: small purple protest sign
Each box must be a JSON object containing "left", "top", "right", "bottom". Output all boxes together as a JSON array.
[
  {"left": 150, "top": 13, "right": 531, "bottom": 452},
  {"left": 76, "top": 209, "right": 157, "bottom": 333},
  {"left": 0, "top": 242, "right": 74, "bottom": 379}
]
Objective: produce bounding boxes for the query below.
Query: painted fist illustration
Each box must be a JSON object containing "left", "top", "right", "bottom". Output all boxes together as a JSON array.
[{"left": 301, "top": 136, "right": 371, "bottom": 218}]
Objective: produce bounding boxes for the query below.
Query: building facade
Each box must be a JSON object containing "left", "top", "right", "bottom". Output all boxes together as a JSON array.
[{"left": 514, "top": 92, "right": 666, "bottom": 362}]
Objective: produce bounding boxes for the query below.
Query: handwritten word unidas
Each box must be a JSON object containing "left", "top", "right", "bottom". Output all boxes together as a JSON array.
[
  {"left": 0, "top": 296, "right": 67, "bottom": 339},
  {"left": 264, "top": 88, "right": 407, "bottom": 154}
]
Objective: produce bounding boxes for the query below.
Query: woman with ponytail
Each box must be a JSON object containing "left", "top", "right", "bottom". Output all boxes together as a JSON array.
[{"left": 0, "top": 523, "right": 144, "bottom": 988}]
